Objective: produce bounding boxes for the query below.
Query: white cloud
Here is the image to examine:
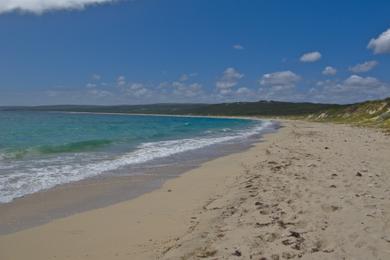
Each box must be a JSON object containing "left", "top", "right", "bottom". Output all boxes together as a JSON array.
[
  {"left": 114, "top": 77, "right": 151, "bottom": 98},
  {"left": 259, "top": 71, "right": 301, "bottom": 100},
  {"left": 255, "top": 73, "right": 390, "bottom": 104},
  {"left": 300, "top": 51, "right": 322, "bottom": 62},
  {"left": 216, "top": 67, "right": 244, "bottom": 95},
  {"left": 368, "top": 28, "right": 390, "bottom": 54},
  {"left": 116, "top": 75, "right": 126, "bottom": 86},
  {"left": 349, "top": 60, "right": 378, "bottom": 73},
  {"left": 233, "top": 44, "right": 244, "bottom": 50},
  {"left": 172, "top": 82, "right": 203, "bottom": 97},
  {"left": 260, "top": 70, "right": 300, "bottom": 88},
  {"left": 88, "top": 89, "right": 113, "bottom": 98},
  {"left": 311, "top": 75, "right": 390, "bottom": 103},
  {"left": 236, "top": 87, "right": 252, "bottom": 96},
  {"left": 342, "top": 75, "right": 384, "bottom": 91},
  {"left": 119, "top": 83, "right": 150, "bottom": 98},
  {"left": 322, "top": 66, "right": 337, "bottom": 76},
  {"left": 158, "top": 77, "right": 204, "bottom": 99},
  {"left": 0, "top": 0, "right": 115, "bottom": 14}
]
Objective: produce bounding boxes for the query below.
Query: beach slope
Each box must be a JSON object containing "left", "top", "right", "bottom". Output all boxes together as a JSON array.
[{"left": 0, "top": 121, "right": 389, "bottom": 259}]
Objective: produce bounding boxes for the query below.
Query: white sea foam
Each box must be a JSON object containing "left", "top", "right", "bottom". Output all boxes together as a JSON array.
[{"left": 0, "top": 120, "right": 275, "bottom": 203}]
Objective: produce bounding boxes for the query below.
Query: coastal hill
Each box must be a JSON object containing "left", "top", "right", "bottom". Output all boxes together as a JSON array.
[
  {"left": 0, "top": 101, "right": 340, "bottom": 116},
  {"left": 1, "top": 97, "right": 389, "bottom": 130},
  {"left": 307, "top": 97, "right": 390, "bottom": 131}
]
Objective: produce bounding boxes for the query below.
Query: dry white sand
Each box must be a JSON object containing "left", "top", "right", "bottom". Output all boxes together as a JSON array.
[{"left": 0, "top": 120, "right": 389, "bottom": 259}]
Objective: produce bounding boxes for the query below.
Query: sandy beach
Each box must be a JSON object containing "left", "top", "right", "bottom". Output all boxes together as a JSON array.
[{"left": 0, "top": 120, "right": 389, "bottom": 259}]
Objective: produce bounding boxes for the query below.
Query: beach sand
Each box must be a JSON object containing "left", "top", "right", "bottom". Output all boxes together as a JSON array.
[{"left": 0, "top": 120, "right": 389, "bottom": 259}]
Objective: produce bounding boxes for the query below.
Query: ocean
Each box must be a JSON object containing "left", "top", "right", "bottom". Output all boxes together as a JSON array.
[{"left": 0, "top": 111, "right": 275, "bottom": 203}]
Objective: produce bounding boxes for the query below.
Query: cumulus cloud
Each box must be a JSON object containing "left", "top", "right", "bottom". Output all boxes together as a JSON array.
[
  {"left": 119, "top": 83, "right": 150, "bottom": 98},
  {"left": 368, "top": 28, "right": 390, "bottom": 54},
  {"left": 114, "top": 76, "right": 152, "bottom": 98},
  {"left": 341, "top": 75, "right": 385, "bottom": 93},
  {"left": 349, "top": 60, "right": 378, "bottom": 73},
  {"left": 0, "top": 0, "right": 116, "bottom": 14},
  {"left": 158, "top": 74, "right": 204, "bottom": 99},
  {"left": 257, "top": 72, "right": 390, "bottom": 103},
  {"left": 116, "top": 75, "right": 126, "bottom": 86},
  {"left": 260, "top": 70, "right": 300, "bottom": 89},
  {"left": 233, "top": 44, "right": 244, "bottom": 50},
  {"left": 216, "top": 67, "right": 244, "bottom": 95},
  {"left": 322, "top": 66, "right": 337, "bottom": 76},
  {"left": 311, "top": 75, "right": 390, "bottom": 103},
  {"left": 300, "top": 51, "right": 322, "bottom": 62},
  {"left": 88, "top": 89, "right": 113, "bottom": 98},
  {"left": 236, "top": 87, "right": 252, "bottom": 96},
  {"left": 171, "top": 82, "right": 203, "bottom": 97},
  {"left": 258, "top": 71, "right": 301, "bottom": 100}
]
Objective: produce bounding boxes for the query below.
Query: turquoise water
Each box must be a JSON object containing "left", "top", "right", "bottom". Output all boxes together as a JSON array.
[{"left": 0, "top": 112, "right": 273, "bottom": 203}]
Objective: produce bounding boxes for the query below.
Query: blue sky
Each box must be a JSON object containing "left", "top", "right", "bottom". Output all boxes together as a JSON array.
[{"left": 0, "top": 0, "right": 389, "bottom": 105}]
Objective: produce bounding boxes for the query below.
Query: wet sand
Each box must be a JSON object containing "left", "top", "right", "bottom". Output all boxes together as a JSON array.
[
  {"left": 0, "top": 120, "right": 389, "bottom": 259},
  {"left": 0, "top": 128, "right": 267, "bottom": 234}
]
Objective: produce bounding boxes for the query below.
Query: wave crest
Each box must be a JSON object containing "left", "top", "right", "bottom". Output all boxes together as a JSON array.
[
  {"left": 0, "top": 120, "right": 275, "bottom": 203},
  {"left": 1, "top": 139, "right": 113, "bottom": 160}
]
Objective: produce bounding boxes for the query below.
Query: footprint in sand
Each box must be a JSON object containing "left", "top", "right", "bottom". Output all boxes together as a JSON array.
[{"left": 321, "top": 204, "right": 341, "bottom": 213}]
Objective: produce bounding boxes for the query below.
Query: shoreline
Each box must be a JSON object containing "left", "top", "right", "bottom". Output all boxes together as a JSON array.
[
  {"left": 0, "top": 117, "right": 277, "bottom": 234},
  {"left": 1, "top": 120, "right": 389, "bottom": 259},
  {"left": 51, "top": 110, "right": 268, "bottom": 121}
]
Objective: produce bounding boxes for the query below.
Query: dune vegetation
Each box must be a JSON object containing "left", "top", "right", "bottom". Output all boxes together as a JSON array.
[{"left": 306, "top": 97, "right": 390, "bottom": 132}]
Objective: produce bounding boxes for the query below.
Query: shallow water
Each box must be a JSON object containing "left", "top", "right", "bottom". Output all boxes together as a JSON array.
[{"left": 0, "top": 112, "right": 275, "bottom": 203}]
